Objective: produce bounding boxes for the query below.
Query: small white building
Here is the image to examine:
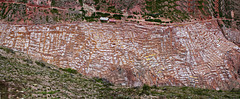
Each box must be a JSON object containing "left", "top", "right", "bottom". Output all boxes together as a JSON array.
[{"left": 100, "top": 17, "right": 109, "bottom": 21}]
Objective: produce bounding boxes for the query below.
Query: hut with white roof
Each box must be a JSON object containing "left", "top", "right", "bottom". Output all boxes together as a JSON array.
[{"left": 100, "top": 17, "right": 109, "bottom": 21}]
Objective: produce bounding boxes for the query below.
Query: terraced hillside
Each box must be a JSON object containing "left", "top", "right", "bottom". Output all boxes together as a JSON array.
[
  {"left": 0, "top": 20, "right": 239, "bottom": 90},
  {"left": 1, "top": 46, "right": 240, "bottom": 98}
]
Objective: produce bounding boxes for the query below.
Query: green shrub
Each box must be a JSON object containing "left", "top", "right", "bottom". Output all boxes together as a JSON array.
[
  {"left": 96, "top": 12, "right": 110, "bottom": 17},
  {"left": 102, "top": 0, "right": 106, "bottom": 3},
  {"left": 80, "top": 8, "right": 86, "bottom": 16},
  {"left": 96, "top": 6, "right": 100, "bottom": 10},
  {"left": 113, "top": 14, "right": 123, "bottom": 20},
  {"left": 94, "top": 0, "right": 100, "bottom": 5},
  {"left": 93, "top": 77, "right": 113, "bottom": 86},
  {"left": 145, "top": 19, "right": 162, "bottom": 23},
  {"left": 0, "top": 54, "right": 7, "bottom": 60},
  {"left": 108, "top": 6, "right": 117, "bottom": 13},
  {"left": 100, "top": 20, "right": 107, "bottom": 23},
  {"left": 79, "top": 0, "right": 83, "bottom": 6},
  {"left": 24, "top": 59, "right": 33, "bottom": 64},
  {"left": 35, "top": 61, "right": 46, "bottom": 67},
  {"left": 0, "top": 47, "right": 15, "bottom": 54},
  {"left": 223, "top": 95, "right": 230, "bottom": 98},
  {"left": 20, "top": 0, "right": 28, "bottom": 3},
  {"left": 85, "top": 17, "right": 97, "bottom": 22},
  {"left": 143, "top": 84, "right": 150, "bottom": 91},
  {"left": 218, "top": 90, "right": 223, "bottom": 92},
  {"left": 38, "top": 90, "right": 59, "bottom": 95},
  {"left": 96, "top": 12, "right": 103, "bottom": 15},
  {"left": 180, "top": 86, "right": 188, "bottom": 91},
  {"left": 127, "top": 15, "right": 133, "bottom": 18},
  {"left": 139, "top": 84, "right": 151, "bottom": 95},
  {"left": 133, "top": 12, "right": 139, "bottom": 15},
  {"left": 46, "top": 16, "right": 49, "bottom": 22},
  {"left": 51, "top": 0, "right": 56, "bottom": 6},
  {"left": 193, "top": 88, "right": 209, "bottom": 96},
  {"left": 53, "top": 16, "right": 59, "bottom": 22},
  {"left": 230, "top": 88, "right": 240, "bottom": 94},
  {"left": 147, "top": 13, "right": 160, "bottom": 18},
  {"left": 51, "top": 8, "right": 58, "bottom": 14},
  {"left": 60, "top": 68, "right": 78, "bottom": 74}
]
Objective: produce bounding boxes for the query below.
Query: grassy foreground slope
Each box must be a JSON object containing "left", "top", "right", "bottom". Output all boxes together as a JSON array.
[{"left": 0, "top": 46, "right": 239, "bottom": 99}]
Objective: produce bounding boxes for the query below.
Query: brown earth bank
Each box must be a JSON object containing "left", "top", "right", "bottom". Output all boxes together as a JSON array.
[{"left": 0, "top": 20, "right": 240, "bottom": 90}]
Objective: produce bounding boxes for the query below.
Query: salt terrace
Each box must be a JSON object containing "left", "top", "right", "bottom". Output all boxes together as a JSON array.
[{"left": 0, "top": 21, "right": 239, "bottom": 90}]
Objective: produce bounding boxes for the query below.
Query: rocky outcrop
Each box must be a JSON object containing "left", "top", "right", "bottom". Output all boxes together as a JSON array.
[
  {"left": 0, "top": 21, "right": 240, "bottom": 90},
  {"left": 222, "top": 28, "right": 240, "bottom": 47}
]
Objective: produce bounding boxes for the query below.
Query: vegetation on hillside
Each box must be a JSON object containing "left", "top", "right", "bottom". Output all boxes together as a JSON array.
[
  {"left": 0, "top": 46, "right": 240, "bottom": 98},
  {"left": 144, "top": 0, "right": 189, "bottom": 22},
  {"left": 1, "top": 0, "right": 239, "bottom": 28}
]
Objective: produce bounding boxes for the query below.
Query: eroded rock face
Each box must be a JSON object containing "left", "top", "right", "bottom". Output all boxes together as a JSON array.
[
  {"left": 223, "top": 28, "right": 240, "bottom": 47},
  {"left": 0, "top": 21, "right": 240, "bottom": 90}
]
